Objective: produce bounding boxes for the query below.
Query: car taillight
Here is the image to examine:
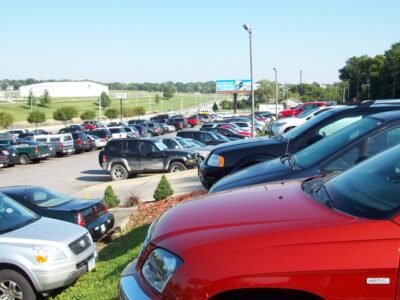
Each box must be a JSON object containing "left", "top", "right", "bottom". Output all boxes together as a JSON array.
[
  {"left": 1, "top": 150, "right": 9, "bottom": 155},
  {"left": 76, "top": 212, "right": 86, "bottom": 227},
  {"left": 103, "top": 202, "right": 109, "bottom": 213},
  {"left": 77, "top": 138, "right": 81, "bottom": 145},
  {"left": 34, "top": 146, "right": 39, "bottom": 154},
  {"left": 61, "top": 143, "right": 64, "bottom": 149},
  {"left": 102, "top": 154, "right": 107, "bottom": 162}
]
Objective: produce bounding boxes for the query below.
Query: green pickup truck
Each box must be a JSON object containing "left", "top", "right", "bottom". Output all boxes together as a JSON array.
[{"left": 0, "top": 139, "right": 52, "bottom": 165}]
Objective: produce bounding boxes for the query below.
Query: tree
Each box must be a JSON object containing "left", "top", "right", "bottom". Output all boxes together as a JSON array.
[
  {"left": 0, "top": 112, "right": 14, "bottom": 129},
  {"left": 382, "top": 42, "right": 400, "bottom": 98},
  {"left": 100, "top": 91, "right": 111, "bottom": 108},
  {"left": 27, "top": 89, "right": 36, "bottom": 108},
  {"left": 255, "top": 80, "right": 275, "bottom": 103},
  {"left": 27, "top": 111, "right": 46, "bottom": 129},
  {"left": 154, "top": 94, "right": 161, "bottom": 104},
  {"left": 212, "top": 102, "right": 219, "bottom": 112},
  {"left": 39, "top": 89, "right": 51, "bottom": 107},
  {"left": 103, "top": 185, "right": 120, "bottom": 208},
  {"left": 163, "top": 83, "right": 175, "bottom": 99},
  {"left": 80, "top": 110, "right": 96, "bottom": 120},
  {"left": 105, "top": 108, "right": 119, "bottom": 119},
  {"left": 153, "top": 175, "right": 174, "bottom": 201},
  {"left": 53, "top": 106, "right": 78, "bottom": 126}
]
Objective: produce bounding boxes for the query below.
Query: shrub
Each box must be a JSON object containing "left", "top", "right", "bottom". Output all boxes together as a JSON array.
[
  {"left": 53, "top": 106, "right": 78, "bottom": 126},
  {"left": 0, "top": 111, "right": 14, "bottom": 129},
  {"left": 103, "top": 185, "right": 120, "bottom": 208},
  {"left": 127, "top": 193, "right": 140, "bottom": 207},
  {"left": 80, "top": 110, "right": 96, "bottom": 120},
  {"left": 105, "top": 108, "right": 119, "bottom": 119},
  {"left": 220, "top": 100, "right": 232, "bottom": 110},
  {"left": 153, "top": 175, "right": 174, "bottom": 201}
]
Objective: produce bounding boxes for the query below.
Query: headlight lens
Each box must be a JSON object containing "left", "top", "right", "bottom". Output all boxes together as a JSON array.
[
  {"left": 142, "top": 248, "right": 183, "bottom": 293},
  {"left": 207, "top": 153, "right": 224, "bottom": 167},
  {"left": 33, "top": 246, "right": 67, "bottom": 264}
]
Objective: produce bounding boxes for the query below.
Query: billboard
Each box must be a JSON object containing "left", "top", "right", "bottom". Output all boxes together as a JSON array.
[{"left": 216, "top": 80, "right": 252, "bottom": 94}]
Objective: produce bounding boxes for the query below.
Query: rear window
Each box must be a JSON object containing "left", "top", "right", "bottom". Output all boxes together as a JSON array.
[
  {"left": 64, "top": 136, "right": 72, "bottom": 141},
  {"left": 109, "top": 128, "right": 124, "bottom": 133},
  {"left": 50, "top": 137, "right": 60, "bottom": 142}
]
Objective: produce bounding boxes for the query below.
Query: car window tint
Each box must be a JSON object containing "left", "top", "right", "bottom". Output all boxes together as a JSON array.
[
  {"left": 36, "top": 138, "right": 47, "bottom": 142},
  {"left": 163, "top": 139, "right": 177, "bottom": 149},
  {"left": 108, "top": 142, "right": 124, "bottom": 155},
  {"left": 50, "top": 137, "right": 60, "bottom": 142},
  {"left": 126, "top": 140, "right": 139, "bottom": 154},
  {"left": 318, "top": 116, "right": 362, "bottom": 137},
  {"left": 202, "top": 133, "right": 212, "bottom": 142},
  {"left": 140, "top": 141, "right": 156, "bottom": 154}
]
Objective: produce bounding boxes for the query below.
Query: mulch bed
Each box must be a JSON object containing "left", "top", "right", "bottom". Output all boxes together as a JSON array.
[{"left": 126, "top": 190, "right": 207, "bottom": 229}]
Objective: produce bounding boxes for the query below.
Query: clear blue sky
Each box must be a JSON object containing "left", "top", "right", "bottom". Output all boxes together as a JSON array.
[{"left": 1, "top": 0, "right": 399, "bottom": 84}]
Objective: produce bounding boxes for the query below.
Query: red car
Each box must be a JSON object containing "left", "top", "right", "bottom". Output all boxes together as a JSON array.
[
  {"left": 187, "top": 115, "right": 199, "bottom": 127},
  {"left": 278, "top": 101, "right": 326, "bottom": 118},
  {"left": 218, "top": 124, "right": 252, "bottom": 137},
  {"left": 120, "top": 143, "right": 400, "bottom": 299}
]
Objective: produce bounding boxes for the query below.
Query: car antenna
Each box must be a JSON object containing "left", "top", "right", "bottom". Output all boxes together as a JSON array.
[{"left": 284, "top": 126, "right": 292, "bottom": 155}]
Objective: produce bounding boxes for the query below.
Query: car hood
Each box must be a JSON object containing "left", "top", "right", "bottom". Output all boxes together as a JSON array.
[
  {"left": 0, "top": 217, "right": 88, "bottom": 247},
  {"left": 151, "top": 180, "right": 375, "bottom": 260},
  {"left": 210, "top": 157, "right": 315, "bottom": 193}
]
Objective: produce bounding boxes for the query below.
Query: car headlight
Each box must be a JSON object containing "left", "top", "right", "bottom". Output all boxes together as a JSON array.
[
  {"left": 33, "top": 246, "right": 67, "bottom": 264},
  {"left": 207, "top": 153, "right": 224, "bottom": 167},
  {"left": 142, "top": 248, "right": 183, "bottom": 293}
]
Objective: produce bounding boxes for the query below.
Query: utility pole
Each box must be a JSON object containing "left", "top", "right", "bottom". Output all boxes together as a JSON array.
[
  {"left": 273, "top": 68, "right": 278, "bottom": 118},
  {"left": 98, "top": 95, "right": 102, "bottom": 120},
  {"left": 243, "top": 24, "right": 255, "bottom": 138},
  {"left": 299, "top": 70, "right": 302, "bottom": 97},
  {"left": 180, "top": 95, "right": 183, "bottom": 114}
]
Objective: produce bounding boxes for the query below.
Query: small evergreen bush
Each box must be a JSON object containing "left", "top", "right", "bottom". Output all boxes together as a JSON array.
[
  {"left": 153, "top": 175, "right": 174, "bottom": 201},
  {"left": 103, "top": 185, "right": 120, "bottom": 208}
]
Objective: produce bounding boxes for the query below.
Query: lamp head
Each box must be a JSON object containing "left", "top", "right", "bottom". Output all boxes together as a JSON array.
[{"left": 242, "top": 24, "right": 251, "bottom": 33}]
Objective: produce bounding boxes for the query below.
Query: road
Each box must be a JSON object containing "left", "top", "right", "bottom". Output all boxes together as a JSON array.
[{"left": 0, "top": 150, "right": 108, "bottom": 196}]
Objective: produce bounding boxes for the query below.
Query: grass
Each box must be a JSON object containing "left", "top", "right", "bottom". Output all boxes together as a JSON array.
[
  {"left": 50, "top": 224, "right": 149, "bottom": 300},
  {"left": 0, "top": 91, "right": 225, "bottom": 123}
]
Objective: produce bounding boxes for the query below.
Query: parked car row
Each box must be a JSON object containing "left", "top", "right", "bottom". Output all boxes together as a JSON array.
[{"left": 119, "top": 99, "right": 400, "bottom": 299}]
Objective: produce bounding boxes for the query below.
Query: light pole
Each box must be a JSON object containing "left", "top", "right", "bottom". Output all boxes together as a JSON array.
[
  {"left": 273, "top": 68, "right": 278, "bottom": 118},
  {"left": 243, "top": 24, "right": 255, "bottom": 137}
]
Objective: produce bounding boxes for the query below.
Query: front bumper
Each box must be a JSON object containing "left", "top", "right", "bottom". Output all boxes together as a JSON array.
[
  {"left": 198, "top": 161, "right": 231, "bottom": 190},
  {"left": 119, "top": 260, "right": 159, "bottom": 300}
]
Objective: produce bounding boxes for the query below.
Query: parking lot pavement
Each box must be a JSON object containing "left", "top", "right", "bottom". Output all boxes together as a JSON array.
[{"left": 73, "top": 169, "right": 204, "bottom": 229}]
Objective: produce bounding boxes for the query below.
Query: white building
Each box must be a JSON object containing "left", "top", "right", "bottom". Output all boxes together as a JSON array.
[{"left": 19, "top": 81, "right": 109, "bottom": 97}]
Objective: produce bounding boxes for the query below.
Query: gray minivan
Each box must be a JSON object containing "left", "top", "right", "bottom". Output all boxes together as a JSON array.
[
  {"left": 32, "top": 133, "right": 74, "bottom": 155},
  {"left": 0, "top": 192, "right": 96, "bottom": 298}
]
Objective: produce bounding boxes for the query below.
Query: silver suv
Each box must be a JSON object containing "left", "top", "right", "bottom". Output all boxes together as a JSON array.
[{"left": 0, "top": 192, "right": 96, "bottom": 299}]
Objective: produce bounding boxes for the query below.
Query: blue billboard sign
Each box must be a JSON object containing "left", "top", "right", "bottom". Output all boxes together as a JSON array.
[{"left": 216, "top": 80, "right": 251, "bottom": 93}]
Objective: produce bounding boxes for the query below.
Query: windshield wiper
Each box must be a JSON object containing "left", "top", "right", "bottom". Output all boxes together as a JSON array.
[
  {"left": 280, "top": 153, "right": 296, "bottom": 170},
  {"left": 314, "top": 185, "right": 334, "bottom": 209}
]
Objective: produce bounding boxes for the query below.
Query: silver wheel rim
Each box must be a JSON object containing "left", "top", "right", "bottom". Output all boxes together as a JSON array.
[
  {"left": 171, "top": 165, "right": 183, "bottom": 172},
  {"left": 20, "top": 156, "right": 28, "bottom": 164},
  {"left": 0, "top": 280, "right": 23, "bottom": 300},
  {"left": 112, "top": 167, "right": 125, "bottom": 180}
]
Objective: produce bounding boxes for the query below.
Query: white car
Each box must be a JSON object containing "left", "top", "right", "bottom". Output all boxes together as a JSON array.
[
  {"left": 272, "top": 106, "right": 334, "bottom": 136},
  {"left": 108, "top": 127, "right": 128, "bottom": 139},
  {"left": 87, "top": 134, "right": 107, "bottom": 149}
]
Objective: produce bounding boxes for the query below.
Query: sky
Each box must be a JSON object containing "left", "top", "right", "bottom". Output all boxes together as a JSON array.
[{"left": 0, "top": 0, "right": 399, "bottom": 85}]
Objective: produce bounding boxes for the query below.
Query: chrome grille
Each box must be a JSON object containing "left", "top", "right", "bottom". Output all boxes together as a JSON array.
[{"left": 69, "top": 234, "right": 92, "bottom": 255}]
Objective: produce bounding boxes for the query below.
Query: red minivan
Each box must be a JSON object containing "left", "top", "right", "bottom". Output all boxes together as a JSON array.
[{"left": 120, "top": 143, "right": 400, "bottom": 299}]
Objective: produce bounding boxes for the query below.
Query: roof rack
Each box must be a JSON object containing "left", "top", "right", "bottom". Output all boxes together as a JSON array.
[{"left": 371, "top": 99, "right": 400, "bottom": 104}]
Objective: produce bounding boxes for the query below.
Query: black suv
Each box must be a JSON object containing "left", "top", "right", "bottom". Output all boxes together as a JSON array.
[
  {"left": 199, "top": 100, "right": 400, "bottom": 189},
  {"left": 177, "top": 130, "right": 226, "bottom": 145},
  {"left": 99, "top": 138, "right": 199, "bottom": 180}
]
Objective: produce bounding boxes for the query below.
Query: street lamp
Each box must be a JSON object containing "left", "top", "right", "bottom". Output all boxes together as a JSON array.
[
  {"left": 273, "top": 68, "right": 278, "bottom": 118},
  {"left": 243, "top": 24, "right": 255, "bottom": 137}
]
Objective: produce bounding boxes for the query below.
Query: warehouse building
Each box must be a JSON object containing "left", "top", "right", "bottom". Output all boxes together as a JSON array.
[{"left": 19, "top": 81, "right": 109, "bottom": 97}]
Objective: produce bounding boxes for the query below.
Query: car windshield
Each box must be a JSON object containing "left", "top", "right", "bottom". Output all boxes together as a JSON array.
[
  {"left": 153, "top": 140, "right": 168, "bottom": 150},
  {"left": 214, "top": 133, "right": 230, "bottom": 141},
  {"left": 175, "top": 137, "right": 192, "bottom": 147},
  {"left": 25, "top": 187, "right": 72, "bottom": 207},
  {"left": 293, "top": 117, "right": 382, "bottom": 168},
  {"left": 188, "top": 139, "right": 206, "bottom": 147},
  {"left": 321, "top": 144, "right": 400, "bottom": 219},
  {"left": 0, "top": 193, "right": 39, "bottom": 234},
  {"left": 281, "top": 108, "right": 338, "bottom": 140}
]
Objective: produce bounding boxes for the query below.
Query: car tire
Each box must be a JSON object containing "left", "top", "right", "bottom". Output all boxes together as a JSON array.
[
  {"left": 110, "top": 164, "right": 128, "bottom": 181},
  {"left": 19, "top": 154, "right": 30, "bottom": 165},
  {"left": 168, "top": 162, "right": 187, "bottom": 173},
  {"left": 0, "top": 269, "right": 36, "bottom": 300}
]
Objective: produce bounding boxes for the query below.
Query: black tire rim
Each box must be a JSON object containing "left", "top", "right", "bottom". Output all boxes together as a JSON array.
[
  {"left": 112, "top": 166, "right": 126, "bottom": 180},
  {"left": 0, "top": 279, "right": 23, "bottom": 300}
]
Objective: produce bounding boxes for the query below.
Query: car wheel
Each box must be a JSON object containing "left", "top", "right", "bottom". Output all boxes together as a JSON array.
[
  {"left": 168, "top": 162, "right": 187, "bottom": 173},
  {"left": 110, "top": 164, "right": 128, "bottom": 181},
  {"left": 19, "top": 154, "right": 30, "bottom": 165},
  {"left": 0, "top": 269, "right": 36, "bottom": 300}
]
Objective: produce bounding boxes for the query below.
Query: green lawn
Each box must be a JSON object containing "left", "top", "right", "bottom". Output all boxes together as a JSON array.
[
  {"left": 0, "top": 91, "right": 224, "bottom": 122},
  {"left": 51, "top": 225, "right": 149, "bottom": 300}
]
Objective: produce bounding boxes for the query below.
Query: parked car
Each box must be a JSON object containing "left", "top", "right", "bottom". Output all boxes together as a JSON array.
[
  {"left": 271, "top": 106, "right": 334, "bottom": 136},
  {"left": 17, "top": 138, "right": 55, "bottom": 158},
  {"left": 145, "top": 122, "right": 162, "bottom": 136},
  {"left": 168, "top": 117, "right": 187, "bottom": 130},
  {"left": 177, "top": 130, "right": 227, "bottom": 145},
  {"left": 156, "top": 119, "right": 176, "bottom": 132},
  {"left": 0, "top": 144, "right": 19, "bottom": 167},
  {"left": 32, "top": 133, "right": 75, "bottom": 156},
  {"left": 187, "top": 115, "right": 199, "bottom": 127},
  {"left": 87, "top": 134, "right": 107, "bottom": 149},
  {"left": 0, "top": 186, "right": 114, "bottom": 241},
  {"left": 157, "top": 137, "right": 214, "bottom": 161},
  {"left": 0, "top": 192, "right": 97, "bottom": 298},
  {"left": 199, "top": 100, "right": 400, "bottom": 189},
  {"left": 108, "top": 127, "right": 128, "bottom": 139},
  {"left": 120, "top": 142, "right": 400, "bottom": 300},
  {"left": 208, "top": 128, "right": 247, "bottom": 140},
  {"left": 278, "top": 101, "right": 326, "bottom": 118},
  {"left": 71, "top": 132, "right": 91, "bottom": 154},
  {"left": 59, "top": 125, "right": 83, "bottom": 133},
  {"left": 123, "top": 126, "right": 139, "bottom": 138},
  {"left": 131, "top": 124, "right": 148, "bottom": 137},
  {"left": 128, "top": 119, "right": 149, "bottom": 126},
  {"left": 89, "top": 128, "right": 112, "bottom": 142},
  {"left": 210, "top": 110, "right": 400, "bottom": 193},
  {"left": 0, "top": 152, "right": 9, "bottom": 168},
  {"left": 0, "top": 139, "right": 46, "bottom": 165},
  {"left": 6, "top": 129, "right": 30, "bottom": 138},
  {"left": 100, "top": 138, "right": 198, "bottom": 180}
]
